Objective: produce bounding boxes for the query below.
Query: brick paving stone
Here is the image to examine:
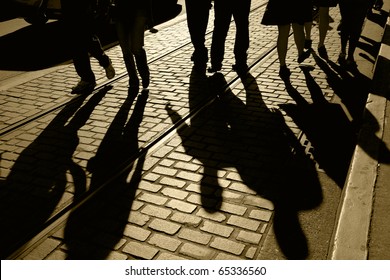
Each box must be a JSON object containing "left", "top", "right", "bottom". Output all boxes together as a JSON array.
[
  {"left": 148, "top": 218, "right": 181, "bottom": 235},
  {"left": 138, "top": 192, "right": 168, "bottom": 206},
  {"left": 237, "top": 230, "right": 263, "bottom": 245},
  {"left": 196, "top": 208, "right": 227, "bottom": 222},
  {"left": 159, "top": 177, "right": 186, "bottom": 189},
  {"left": 227, "top": 215, "right": 261, "bottom": 231},
  {"left": 249, "top": 209, "right": 273, "bottom": 222},
  {"left": 210, "top": 237, "right": 245, "bottom": 256},
  {"left": 175, "top": 170, "right": 203, "bottom": 182},
  {"left": 178, "top": 228, "right": 212, "bottom": 245},
  {"left": 106, "top": 251, "right": 128, "bottom": 260},
  {"left": 139, "top": 181, "right": 162, "bottom": 193},
  {"left": 179, "top": 243, "right": 215, "bottom": 260},
  {"left": 220, "top": 202, "right": 247, "bottom": 216},
  {"left": 169, "top": 212, "right": 202, "bottom": 227},
  {"left": 200, "top": 221, "right": 234, "bottom": 238},
  {"left": 122, "top": 241, "right": 159, "bottom": 260},
  {"left": 245, "top": 247, "right": 258, "bottom": 259},
  {"left": 128, "top": 212, "right": 150, "bottom": 226},
  {"left": 166, "top": 199, "right": 197, "bottom": 213},
  {"left": 22, "top": 238, "right": 60, "bottom": 260},
  {"left": 151, "top": 166, "right": 177, "bottom": 177},
  {"left": 141, "top": 205, "right": 172, "bottom": 219},
  {"left": 161, "top": 187, "right": 188, "bottom": 200},
  {"left": 123, "top": 225, "right": 151, "bottom": 241},
  {"left": 148, "top": 233, "right": 182, "bottom": 252},
  {"left": 46, "top": 250, "right": 67, "bottom": 260},
  {"left": 243, "top": 196, "right": 274, "bottom": 210}
]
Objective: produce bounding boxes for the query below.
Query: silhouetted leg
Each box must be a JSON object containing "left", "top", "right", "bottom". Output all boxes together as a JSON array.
[
  {"left": 116, "top": 18, "right": 139, "bottom": 86},
  {"left": 210, "top": 0, "right": 232, "bottom": 70},
  {"left": 232, "top": 0, "right": 251, "bottom": 67},
  {"left": 131, "top": 16, "right": 149, "bottom": 88},
  {"left": 89, "top": 35, "right": 110, "bottom": 68},
  {"left": 185, "top": 0, "right": 212, "bottom": 64}
]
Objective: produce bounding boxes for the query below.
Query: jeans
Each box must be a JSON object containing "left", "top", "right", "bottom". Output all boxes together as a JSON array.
[
  {"left": 115, "top": 14, "right": 149, "bottom": 83},
  {"left": 185, "top": 0, "right": 212, "bottom": 62},
  {"left": 210, "top": 0, "right": 251, "bottom": 68},
  {"left": 61, "top": 1, "right": 109, "bottom": 82}
]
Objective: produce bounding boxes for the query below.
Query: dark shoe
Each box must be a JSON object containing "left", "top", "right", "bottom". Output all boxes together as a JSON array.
[
  {"left": 71, "top": 80, "right": 96, "bottom": 94},
  {"left": 104, "top": 59, "right": 115, "bottom": 79},
  {"left": 298, "top": 50, "right": 311, "bottom": 63},
  {"left": 345, "top": 58, "right": 357, "bottom": 69},
  {"left": 318, "top": 45, "right": 328, "bottom": 60},
  {"left": 207, "top": 65, "right": 222, "bottom": 73},
  {"left": 279, "top": 65, "right": 291, "bottom": 80},
  {"left": 337, "top": 53, "right": 346, "bottom": 66},
  {"left": 304, "top": 39, "right": 312, "bottom": 50},
  {"left": 232, "top": 63, "right": 248, "bottom": 75},
  {"left": 191, "top": 49, "right": 208, "bottom": 65}
]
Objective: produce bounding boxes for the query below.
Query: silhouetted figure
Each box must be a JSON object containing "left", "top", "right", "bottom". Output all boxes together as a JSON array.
[
  {"left": 313, "top": 0, "right": 339, "bottom": 60},
  {"left": 114, "top": 0, "right": 150, "bottom": 90},
  {"left": 337, "top": 0, "right": 371, "bottom": 69},
  {"left": 208, "top": 0, "right": 251, "bottom": 75},
  {"left": 60, "top": 0, "right": 115, "bottom": 94},
  {"left": 261, "top": 0, "right": 312, "bottom": 80},
  {"left": 185, "top": 0, "right": 213, "bottom": 71}
]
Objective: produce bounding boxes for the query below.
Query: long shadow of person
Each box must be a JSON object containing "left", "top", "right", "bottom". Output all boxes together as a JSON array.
[
  {"left": 0, "top": 87, "right": 110, "bottom": 259},
  {"left": 166, "top": 67, "right": 224, "bottom": 212},
  {"left": 166, "top": 71, "right": 323, "bottom": 259},
  {"left": 313, "top": 53, "right": 390, "bottom": 164},
  {"left": 280, "top": 67, "right": 356, "bottom": 188},
  {"left": 64, "top": 88, "right": 148, "bottom": 259}
]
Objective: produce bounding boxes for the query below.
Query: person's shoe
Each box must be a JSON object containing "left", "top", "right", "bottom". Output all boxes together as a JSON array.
[
  {"left": 304, "top": 39, "right": 312, "bottom": 50},
  {"left": 207, "top": 65, "right": 222, "bottom": 73},
  {"left": 298, "top": 50, "right": 311, "bottom": 63},
  {"left": 337, "top": 53, "right": 346, "bottom": 66},
  {"left": 279, "top": 65, "right": 291, "bottom": 80},
  {"left": 104, "top": 59, "right": 115, "bottom": 79},
  {"left": 345, "top": 58, "right": 357, "bottom": 69},
  {"left": 71, "top": 80, "right": 96, "bottom": 94},
  {"left": 318, "top": 45, "right": 328, "bottom": 60},
  {"left": 232, "top": 63, "right": 249, "bottom": 75}
]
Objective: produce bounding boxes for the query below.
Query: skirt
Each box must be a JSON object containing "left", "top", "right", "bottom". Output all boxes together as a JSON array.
[{"left": 261, "top": 0, "right": 313, "bottom": 26}]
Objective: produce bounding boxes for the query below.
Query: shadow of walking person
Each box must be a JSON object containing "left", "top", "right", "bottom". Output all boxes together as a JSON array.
[
  {"left": 64, "top": 88, "right": 148, "bottom": 259},
  {"left": 166, "top": 71, "right": 323, "bottom": 259},
  {"left": 0, "top": 87, "right": 110, "bottom": 259},
  {"left": 166, "top": 67, "right": 224, "bottom": 213},
  {"left": 280, "top": 66, "right": 357, "bottom": 188}
]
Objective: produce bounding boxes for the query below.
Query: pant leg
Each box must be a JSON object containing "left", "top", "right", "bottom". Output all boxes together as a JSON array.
[
  {"left": 89, "top": 35, "right": 110, "bottom": 68},
  {"left": 71, "top": 20, "right": 96, "bottom": 82},
  {"left": 185, "top": 0, "right": 212, "bottom": 62},
  {"left": 232, "top": 0, "right": 251, "bottom": 66},
  {"left": 210, "top": 0, "right": 233, "bottom": 68},
  {"left": 130, "top": 16, "right": 149, "bottom": 81},
  {"left": 116, "top": 18, "right": 138, "bottom": 81}
]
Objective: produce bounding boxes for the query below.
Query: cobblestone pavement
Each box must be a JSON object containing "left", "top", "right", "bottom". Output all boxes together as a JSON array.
[{"left": 0, "top": 1, "right": 379, "bottom": 260}]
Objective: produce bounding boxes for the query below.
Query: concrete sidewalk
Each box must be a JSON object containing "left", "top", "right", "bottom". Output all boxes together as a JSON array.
[{"left": 329, "top": 0, "right": 390, "bottom": 260}]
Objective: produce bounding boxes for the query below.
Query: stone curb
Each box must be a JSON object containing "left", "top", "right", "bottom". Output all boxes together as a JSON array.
[{"left": 329, "top": 7, "right": 390, "bottom": 260}]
